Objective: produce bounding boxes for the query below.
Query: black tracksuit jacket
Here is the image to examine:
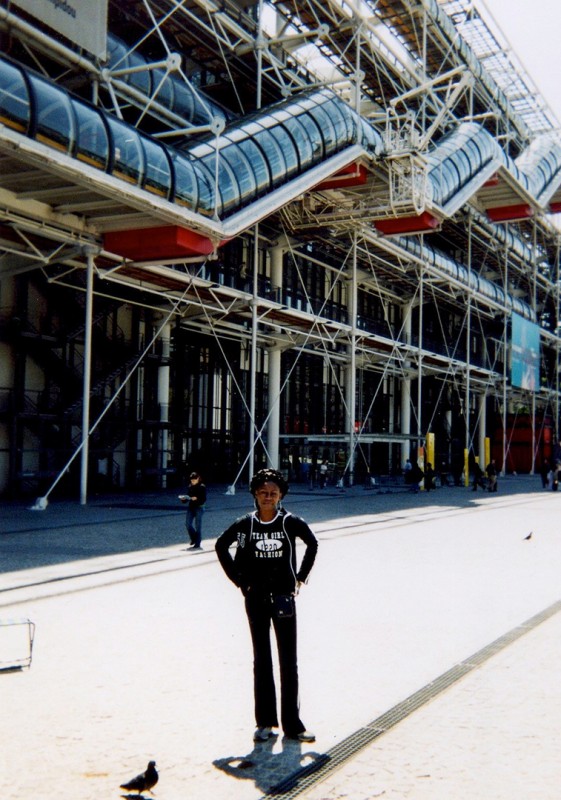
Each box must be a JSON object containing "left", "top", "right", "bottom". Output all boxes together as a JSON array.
[{"left": 215, "top": 508, "right": 318, "bottom": 596}]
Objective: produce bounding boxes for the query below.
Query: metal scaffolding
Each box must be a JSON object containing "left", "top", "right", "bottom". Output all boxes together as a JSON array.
[{"left": 0, "top": 0, "right": 560, "bottom": 500}]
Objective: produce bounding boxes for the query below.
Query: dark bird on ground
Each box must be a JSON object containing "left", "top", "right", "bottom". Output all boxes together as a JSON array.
[
  {"left": 120, "top": 761, "right": 158, "bottom": 795},
  {"left": 524, "top": 531, "right": 533, "bottom": 540}
]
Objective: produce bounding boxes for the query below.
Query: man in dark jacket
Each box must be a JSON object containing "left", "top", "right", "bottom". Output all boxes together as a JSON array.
[
  {"left": 182, "top": 472, "right": 207, "bottom": 550},
  {"left": 215, "top": 468, "right": 318, "bottom": 743}
]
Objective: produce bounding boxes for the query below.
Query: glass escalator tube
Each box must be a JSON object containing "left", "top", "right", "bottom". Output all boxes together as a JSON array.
[
  {"left": 106, "top": 34, "right": 230, "bottom": 128},
  {"left": 0, "top": 58, "right": 31, "bottom": 134},
  {"left": 188, "top": 139, "right": 239, "bottom": 216},
  {"left": 106, "top": 37, "right": 151, "bottom": 97},
  {"left": 217, "top": 127, "right": 264, "bottom": 208}
]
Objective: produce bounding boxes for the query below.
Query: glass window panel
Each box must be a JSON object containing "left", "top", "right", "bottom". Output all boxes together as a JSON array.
[
  {"left": 200, "top": 149, "right": 238, "bottom": 214},
  {"left": 294, "top": 110, "right": 324, "bottom": 160},
  {"left": 308, "top": 104, "right": 338, "bottom": 153},
  {"left": 142, "top": 137, "right": 172, "bottom": 197},
  {"left": 169, "top": 80, "right": 194, "bottom": 121},
  {"left": 219, "top": 142, "right": 256, "bottom": 206},
  {"left": 236, "top": 137, "right": 270, "bottom": 193},
  {"left": 107, "top": 39, "right": 151, "bottom": 96},
  {"left": 74, "top": 100, "right": 109, "bottom": 169},
  {"left": 28, "top": 74, "right": 75, "bottom": 152},
  {"left": 151, "top": 68, "right": 174, "bottom": 110},
  {"left": 281, "top": 115, "right": 314, "bottom": 170},
  {"left": 321, "top": 98, "right": 353, "bottom": 145},
  {"left": 0, "top": 59, "right": 30, "bottom": 133},
  {"left": 169, "top": 151, "right": 199, "bottom": 210},
  {"left": 269, "top": 125, "right": 300, "bottom": 179},
  {"left": 124, "top": 50, "right": 151, "bottom": 96},
  {"left": 188, "top": 141, "right": 217, "bottom": 159},
  {"left": 451, "top": 148, "right": 472, "bottom": 185},
  {"left": 262, "top": 124, "right": 295, "bottom": 179},
  {"left": 106, "top": 117, "right": 144, "bottom": 184},
  {"left": 191, "top": 160, "right": 217, "bottom": 216}
]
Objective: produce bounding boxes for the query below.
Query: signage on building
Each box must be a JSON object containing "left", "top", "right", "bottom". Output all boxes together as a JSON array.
[
  {"left": 11, "top": 0, "right": 108, "bottom": 60},
  {"left": 511, "top": 313, "right": 540, "bottom": 392}
]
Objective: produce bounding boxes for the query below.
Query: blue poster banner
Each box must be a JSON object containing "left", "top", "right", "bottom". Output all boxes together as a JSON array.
[{"left": 511, "top": 313, "right": 540, "bottom": 391}]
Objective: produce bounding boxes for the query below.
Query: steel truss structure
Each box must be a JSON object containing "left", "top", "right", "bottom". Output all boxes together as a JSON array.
[{"left": 0, "top": 0, "right": 560, "bottom": 500}]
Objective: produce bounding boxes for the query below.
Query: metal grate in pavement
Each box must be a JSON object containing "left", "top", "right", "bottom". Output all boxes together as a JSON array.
[{"left": 261, "top": 597, "right": 561, "bottom": 799}]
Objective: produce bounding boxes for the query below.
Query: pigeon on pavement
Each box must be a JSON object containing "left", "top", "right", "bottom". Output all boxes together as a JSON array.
[{"left": 120, "top": 761, "right": 158, "bottom": 795}]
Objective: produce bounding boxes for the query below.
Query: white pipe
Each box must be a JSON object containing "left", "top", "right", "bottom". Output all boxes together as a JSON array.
[
  {"left": 79, "top": 250, "right": 95, "bottom": 505},
  {"left": 267, "top": 244, "right": 284, "bottom": 469},
  {"left": 158, "top": 323, "right": 171, "bottom": 487},
  {"left": 401, "top": 303, "right": 412, "bottom": 466}
]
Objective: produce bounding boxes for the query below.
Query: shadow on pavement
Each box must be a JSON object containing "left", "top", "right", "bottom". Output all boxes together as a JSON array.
[{"left": 213, "top": 735, "right": 330, "bottom": 796}]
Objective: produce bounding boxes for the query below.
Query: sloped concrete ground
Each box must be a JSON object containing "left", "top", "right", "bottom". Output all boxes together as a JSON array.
[{"left": 1, "top": 476, "right": 560, "bottom": 799}]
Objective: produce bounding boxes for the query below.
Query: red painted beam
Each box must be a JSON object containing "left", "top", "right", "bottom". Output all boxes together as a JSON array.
[
  {"left": 104, "top": 226, "right": 217, "bottom": 259},
  {"left": 374, "top": 211, "right": 440, "bottom": 235},
  {"left": 314, "top": 163, "right": 368, "bottom": 191},
  {"left": 548, "top": 201, "right": 561, "bottom": 214},
  {"left": 483, "top": 173, "right": 500, "bottom": 187},
  {"left": 486, "top": 204, "right": 534, "bottom": 222}
]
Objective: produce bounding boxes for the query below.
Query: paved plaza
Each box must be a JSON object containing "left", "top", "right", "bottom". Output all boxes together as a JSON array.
[{"left": 1, "top": 476, "right": 560, "bottom": 799}]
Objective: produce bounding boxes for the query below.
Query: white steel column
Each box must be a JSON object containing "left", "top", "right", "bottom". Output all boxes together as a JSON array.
[
  {"left": 465, "top": 219, "right": 472, "bottom": 463},
  {"left": 248, "top": 0, "right": 264, "bottom": 482},
  {"left": 478, "top": 392, "right": 486, "bottom": 465},
  {"left": 158, "top": 322, "right": 171, "bottom": 487},
  {"left": 249, "top": 228, "right": 259, "bottom": 483},
  {"left": 417, "top": 266, "right": 424, "bottom": 445},
  {"left": 502, "top": 244, "right": 509, "bottom": 475},
  {"left": 267, "top": 244, "right": 284, "bottom": 469},
  {"left": 401, "top": 301, "right": 412, "bottom": 466},
  {"left": 79, "top": 250, "right": 94, "bottom": 505},
  {"left": 345, "top": 234, "right": 358, "bottom": 485}
]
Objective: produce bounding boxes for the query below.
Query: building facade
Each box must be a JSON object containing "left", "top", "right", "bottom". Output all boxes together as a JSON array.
[{"left": 0, "top": 0, "right": 559, "bottom": 500}]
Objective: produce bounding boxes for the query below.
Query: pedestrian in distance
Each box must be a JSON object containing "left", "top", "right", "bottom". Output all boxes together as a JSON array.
[
  {"left": 215, "top": 467, "right": 318, "bottom": 744},
  {"left": 471, "top": 460, "right": 486, "bottom": 491},
  {"left": 539, "top": 458, "right": 550, "bottom": 489},
  {"left": 319, "top": 459, "right": 328, "bottom": 489},
  {"left": 485, "top": 459, "right": 498, "bottom": 492},
  {"left": 180, "top": 471, "right": 207, "bottom": 550},
  {"left": 424, "top": 462, "right": 435, "bottom": 491},
  {"left": 405, "top": 459, "right": 423, "bottom": 493}
]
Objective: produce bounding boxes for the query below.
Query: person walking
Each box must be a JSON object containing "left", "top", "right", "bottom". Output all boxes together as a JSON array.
[
  {"left": 215, "top": 468, "right": 318, "bottom": 743},
  {"left": 540, "top": 458, "right": 550, "bottom": 489},
  {"left": 485, "top": 459, "right": 498, "bottom": 492},
  {"left": 471, "top": 460, "right": 486, "bottom": 491},
  {"left": 181, "top": 471, "right": 207, "bottom": 550},
  {"left": 424, "top": 462, "right": 435, "bottom": 491}
]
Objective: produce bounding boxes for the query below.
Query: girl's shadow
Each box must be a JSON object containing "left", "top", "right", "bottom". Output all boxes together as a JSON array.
[{"left": 214, "top": 735, "right": 329, "bottom": 796}]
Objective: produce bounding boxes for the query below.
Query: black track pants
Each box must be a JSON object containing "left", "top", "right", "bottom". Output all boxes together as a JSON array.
[{"left": 244, "top": 592, "right": 305, "bottom": 736}]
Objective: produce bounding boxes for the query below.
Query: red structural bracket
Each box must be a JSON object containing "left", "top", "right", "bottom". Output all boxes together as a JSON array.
[
  {"left": 104, "top": 226, "right": 217, "bottom": 260},
  {"left": 374, "top": 211, "right": 440, "bottom": 235}
]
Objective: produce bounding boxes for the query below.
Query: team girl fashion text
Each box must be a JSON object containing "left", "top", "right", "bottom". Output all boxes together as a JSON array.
[
  {"left": 217, "top": 509, "right": 317, "bottom": 596},
  {"left": 216, "top": 472, "right": 318, "bottom": 742}
]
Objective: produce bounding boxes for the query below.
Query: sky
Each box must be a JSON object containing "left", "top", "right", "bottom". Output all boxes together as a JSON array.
[{"left": 481, "top": 0, "right": 561, "bottom": 126}]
